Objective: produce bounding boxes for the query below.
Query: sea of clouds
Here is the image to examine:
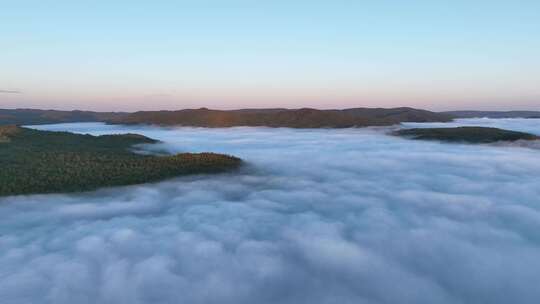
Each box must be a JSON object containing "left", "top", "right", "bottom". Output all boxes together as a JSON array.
[{"left": 1, "top": 118, "right": 540, "bottom": 304}]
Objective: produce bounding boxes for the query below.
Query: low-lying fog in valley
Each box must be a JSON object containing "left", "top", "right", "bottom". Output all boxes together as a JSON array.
[{"left": 2, "top": 118, "right": 540, "bottom": 304}]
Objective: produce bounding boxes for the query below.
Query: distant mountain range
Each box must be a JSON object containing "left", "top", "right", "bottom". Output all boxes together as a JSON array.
[
  {"left": 0, "top": 107, "right": 452, "bottom": 127},
  {"left": 0, "top": 109, "right": 127, "bottom": 125},
  {"left": 1, "top": 107, "right": 538, "bottom": 128},
  {"left": 107, "top": 107, "right": 453, "bottom": 128},
  {"left": 442, "top": 111, "right": 540, "bottom": 119}
]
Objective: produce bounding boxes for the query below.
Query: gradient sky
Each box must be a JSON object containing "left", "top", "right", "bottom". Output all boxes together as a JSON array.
[{"left": 1, "top": 0, "right": 539, "bottom": 111}]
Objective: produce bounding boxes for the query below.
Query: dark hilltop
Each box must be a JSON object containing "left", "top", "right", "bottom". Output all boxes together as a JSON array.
[{"left": 394, "top": 126, "right": 540, "bottom": 144}]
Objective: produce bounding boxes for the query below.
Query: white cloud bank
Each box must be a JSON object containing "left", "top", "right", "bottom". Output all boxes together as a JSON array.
[{"left": 2, "top": 119, "right": 540, "bottom": 304}]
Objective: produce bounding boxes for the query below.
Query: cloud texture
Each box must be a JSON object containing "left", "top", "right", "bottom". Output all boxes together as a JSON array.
[{"left": 2, "top": 119, "right": 540, "bottom": 304}]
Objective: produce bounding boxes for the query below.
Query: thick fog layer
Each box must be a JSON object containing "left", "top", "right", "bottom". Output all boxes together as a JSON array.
[{"left": 2, "top": 119, "right": 540, "bottom": 304}]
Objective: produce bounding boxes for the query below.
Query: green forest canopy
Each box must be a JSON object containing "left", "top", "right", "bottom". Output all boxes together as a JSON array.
[{"left": 0, "top": 126, "right": 241, "bottom": 196}]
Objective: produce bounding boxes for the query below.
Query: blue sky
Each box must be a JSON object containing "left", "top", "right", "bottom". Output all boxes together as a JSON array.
[{"left": 1, "top": 0, "right": 539, "bottom": 111}]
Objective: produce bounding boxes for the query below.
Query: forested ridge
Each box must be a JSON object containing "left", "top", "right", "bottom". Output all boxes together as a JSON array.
[
  {"left": 107, "top": 107, "right": 453, "bottom": 128},
  {"left": 394, "top": 127, "right": 540, "bottom": 143},
  {"left": 0, "top": 126, "right": 241, "bottom": 196},
  {"left": 0, "top": 107, "right": 453, "bottom": 127}
]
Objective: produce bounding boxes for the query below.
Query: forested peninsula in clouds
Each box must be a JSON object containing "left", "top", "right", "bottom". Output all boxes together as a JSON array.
[{"left": 0, "top": 125, "right": 241, "bottom": 196}]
